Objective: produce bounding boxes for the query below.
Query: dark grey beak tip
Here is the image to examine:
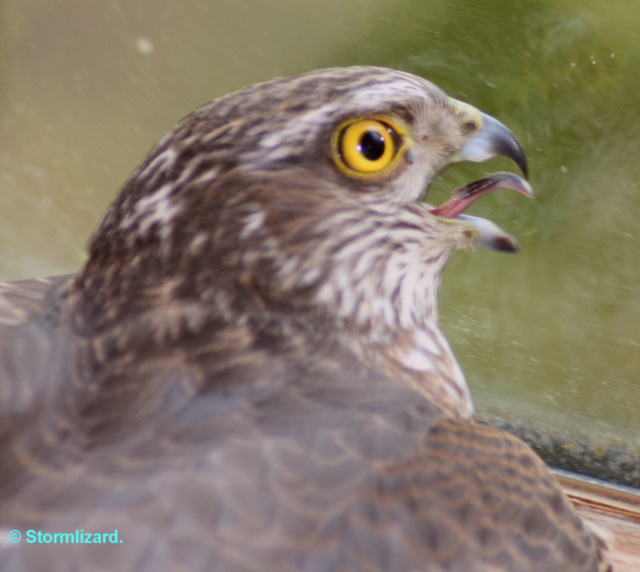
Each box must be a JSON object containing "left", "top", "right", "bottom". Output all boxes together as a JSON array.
[
  {"left": 487, "top": 119, "right": 528, "bottom": 179},
  {"left": 503, "top": 135, "right": 528, "bottom": 180},
  {"left": 493, "top": 236, "right": 520, "bottom": 253}
]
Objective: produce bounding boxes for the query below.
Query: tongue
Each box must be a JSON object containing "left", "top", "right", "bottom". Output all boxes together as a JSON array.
[{"left": 430, "top": 172, "right": 533, "bottom": 218}]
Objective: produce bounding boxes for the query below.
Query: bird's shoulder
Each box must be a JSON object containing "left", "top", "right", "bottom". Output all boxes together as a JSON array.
[
  {"left": 0, "top": 275, "right": 75, "bottom": 420},
  {"left": 0, "top": 275, "right": 70, "bottom": 326}
]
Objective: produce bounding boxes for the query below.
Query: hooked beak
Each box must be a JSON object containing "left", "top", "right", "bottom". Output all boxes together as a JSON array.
[
  {"left": 456, "top": 111, "right": 528, "bottom": 179},
  {"left": 431, "top": 100, "right": 532, "bottom": 253}
]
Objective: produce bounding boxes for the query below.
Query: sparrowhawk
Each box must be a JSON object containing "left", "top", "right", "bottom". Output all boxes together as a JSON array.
[{"left": 0, "top": 67, "right": 609, "bottom": 571}]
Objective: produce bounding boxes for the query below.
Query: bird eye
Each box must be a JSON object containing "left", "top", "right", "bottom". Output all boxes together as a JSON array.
[{"left": 334, "top": 119, "right": 404, "bottom": 175}]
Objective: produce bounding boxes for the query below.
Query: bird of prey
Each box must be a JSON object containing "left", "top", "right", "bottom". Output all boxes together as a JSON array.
[{"left": 0, "top": 67, "right": 609, "bottom": 571}]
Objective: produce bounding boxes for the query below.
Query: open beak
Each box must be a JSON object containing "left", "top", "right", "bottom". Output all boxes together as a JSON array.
[{"left": 431, "top": 104, "right": 533, "bottom": 253}]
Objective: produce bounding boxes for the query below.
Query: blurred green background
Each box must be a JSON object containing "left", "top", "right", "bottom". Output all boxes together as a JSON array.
[{"left": 1, "top": 1, "right": 638, "bottom": 472}]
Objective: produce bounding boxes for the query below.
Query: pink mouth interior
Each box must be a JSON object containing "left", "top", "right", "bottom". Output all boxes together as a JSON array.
[{"left": 429, "top": 172, "right": 534, "bottom": 218}]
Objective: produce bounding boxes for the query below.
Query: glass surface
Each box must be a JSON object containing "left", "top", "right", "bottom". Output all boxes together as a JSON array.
[{"left": 1, "top": 0, "right": 638, "bottom": 480}]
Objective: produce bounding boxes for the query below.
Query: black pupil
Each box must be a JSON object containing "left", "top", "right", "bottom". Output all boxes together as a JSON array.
[{"left": 358, "top": 130, "right": 386, "bottom": 161}]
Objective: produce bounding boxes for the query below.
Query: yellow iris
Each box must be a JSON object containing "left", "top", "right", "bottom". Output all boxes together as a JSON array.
[{"left": 334, "top": 118, "right": 404, "bottom": 175}]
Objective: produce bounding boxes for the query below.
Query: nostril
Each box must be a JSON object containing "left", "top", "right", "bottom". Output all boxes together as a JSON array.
[{"left": 461, "top": 121, "right": 478, "bottom": 136}]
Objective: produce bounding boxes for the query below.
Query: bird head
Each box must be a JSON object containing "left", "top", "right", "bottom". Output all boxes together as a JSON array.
[{"left": 74, "top": 67, "right": 531, "bottom": 338}]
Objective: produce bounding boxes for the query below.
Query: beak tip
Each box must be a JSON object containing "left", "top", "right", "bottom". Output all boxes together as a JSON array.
[
  {"left": 478, "top": 231, "right": 520, "bottom": 253},
  {"left": 495, "top": 236, "right": 520, "bottom": 253},
  {"left": 510, "top": 136, "right": 529, "bottom": 179},
  {"left": 494, "top": 124, "right": 529, "bottom": 179}
]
